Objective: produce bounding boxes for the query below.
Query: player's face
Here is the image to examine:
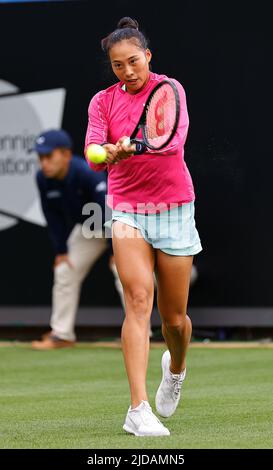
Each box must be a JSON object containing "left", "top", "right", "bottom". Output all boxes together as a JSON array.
[
  {"left": 39, "top": 149, "right": 71, "bottom": 179},
  {"left": 109, "top": 39, "right": 152, "bottom": 94}
]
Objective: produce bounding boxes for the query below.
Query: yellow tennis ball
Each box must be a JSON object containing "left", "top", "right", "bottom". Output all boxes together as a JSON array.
[{"left": 86, "top": 144, "right": 107, "bottom": 164}]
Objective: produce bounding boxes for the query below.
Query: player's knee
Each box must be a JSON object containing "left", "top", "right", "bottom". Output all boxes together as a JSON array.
[
  {"left": 162, "top": 313, "right": 188, "bottom": 330},
  {"left": 125, "top": 287, "right": 152, "bottom": 317}
]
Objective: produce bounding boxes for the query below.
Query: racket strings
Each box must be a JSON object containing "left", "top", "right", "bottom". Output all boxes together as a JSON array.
[{"left": 145, "top": 84, "right": 177, "bottom": 147}]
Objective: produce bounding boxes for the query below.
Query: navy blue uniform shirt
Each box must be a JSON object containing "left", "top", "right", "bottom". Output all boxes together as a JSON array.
[{"left": 36, "top": 155, "right": 109, "bottom": 254}]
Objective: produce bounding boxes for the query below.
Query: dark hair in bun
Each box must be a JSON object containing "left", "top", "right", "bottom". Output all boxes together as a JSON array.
[
  {"left": 101, "top": 17, "right": 149, "bottom": 55},
  {"left": 117, "top": 17, "right": 139, "bottom": 30}
]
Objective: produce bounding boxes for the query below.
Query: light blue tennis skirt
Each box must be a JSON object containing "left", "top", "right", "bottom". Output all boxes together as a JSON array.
[{"left": 106, "top": 201, "right": 202, "bottom": 256}]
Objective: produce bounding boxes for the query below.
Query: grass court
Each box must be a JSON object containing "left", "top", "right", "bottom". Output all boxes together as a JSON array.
[{"left": 1, "top": 343, "right": 273, "bottom": 449}]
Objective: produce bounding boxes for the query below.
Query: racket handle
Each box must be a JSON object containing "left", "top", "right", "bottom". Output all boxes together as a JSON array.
[
  {"left": 123, "top": 138, "right": 147, "bottom": 155},
  {"left": 123, "top": 137, "right": 131, "bottom": 147},
  {"left": 123, "top": 137, "right": 142, "bottom": 146}
]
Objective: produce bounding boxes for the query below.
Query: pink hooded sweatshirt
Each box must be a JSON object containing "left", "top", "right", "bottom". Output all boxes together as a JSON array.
[{"left": 85, "top": 72, "right": 195, "bottom": 213}]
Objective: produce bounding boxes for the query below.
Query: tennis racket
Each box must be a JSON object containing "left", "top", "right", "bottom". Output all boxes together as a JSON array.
[{"left": 124, "top": 80, "right": 180, "bottom": 151}]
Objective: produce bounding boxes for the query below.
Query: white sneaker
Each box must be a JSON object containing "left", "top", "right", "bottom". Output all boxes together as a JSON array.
[
  {"left": 123, "top": 400, "right": 170, "bottom": 436},
  {"left": 155, "top": 350, "right": 186, "bottom": 418}
]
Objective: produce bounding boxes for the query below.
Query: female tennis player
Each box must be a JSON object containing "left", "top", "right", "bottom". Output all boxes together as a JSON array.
[{"left": 85, "top": 17, "right": 202, "bottom": 437}]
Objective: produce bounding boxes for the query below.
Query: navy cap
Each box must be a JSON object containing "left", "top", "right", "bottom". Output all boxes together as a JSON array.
[{"left": 32, "top": 129, "right": 73, "bottom": 154}]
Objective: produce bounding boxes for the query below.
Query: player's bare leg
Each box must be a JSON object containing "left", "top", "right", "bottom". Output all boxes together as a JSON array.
[
  {"left": 156, "top": 252, "right": 193, "bottom": 372},
  {"left": 112, "top": 221, "right": 154, "bottom": 408},
  {"left": 113, "top": 221, "right": 170, "bottom": 436},
  {"left": 155, "top": 252, "right": 193, "bottom": 417}
]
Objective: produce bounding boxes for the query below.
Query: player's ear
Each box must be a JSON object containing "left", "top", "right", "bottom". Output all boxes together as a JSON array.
[{"left": 145, "top": 49, "right": 152, "bottom": 63}]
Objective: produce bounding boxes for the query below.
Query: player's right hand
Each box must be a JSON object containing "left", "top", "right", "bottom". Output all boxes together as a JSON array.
[{"left": 116, "top": 136, "right": 136, "bottom": 158}]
